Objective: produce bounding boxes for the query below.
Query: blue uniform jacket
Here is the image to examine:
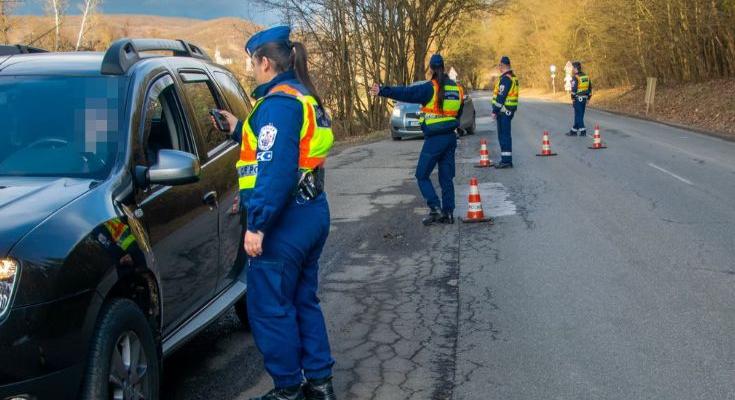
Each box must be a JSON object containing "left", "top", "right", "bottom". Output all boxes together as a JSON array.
[
  {"left": 232, "top": 70, "right": 305, "bottom": 234},
  {"left": 492, "top": 72, "right": 517, "bottom": 114},
  {"left": 379, "top": 79, "right": 463, "bottom": 136},
  {"left": 571, "top": 73, "right": 593, "bottom": 99}
]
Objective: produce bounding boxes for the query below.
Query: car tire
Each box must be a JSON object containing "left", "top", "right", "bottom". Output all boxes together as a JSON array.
[
  {"left": 80, "top": 298, "right": 160, "bottom": 400},
  {"left": 234, "top": 296, "right": 251, "bottom": 331},
  {"left": 392, "top": 135, "right": 402, "bottom": 141}
]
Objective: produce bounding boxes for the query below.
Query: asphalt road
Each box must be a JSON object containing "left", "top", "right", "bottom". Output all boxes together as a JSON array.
[{"left": 162, "top": 92, "right": 735, "bottom": 400}]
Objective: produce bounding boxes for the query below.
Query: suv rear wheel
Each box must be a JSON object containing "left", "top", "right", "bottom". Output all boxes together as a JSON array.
[{"left": 80, "top": 298, "right": 160, "bottom": 400}]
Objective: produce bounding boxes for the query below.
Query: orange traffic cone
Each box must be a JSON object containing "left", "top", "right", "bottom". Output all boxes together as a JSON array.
[
  {"left": 536, "top": 130, "right": 558, "bottom": 156},
  {"left": 588, "top": 124, "right": 607, "bottom": 149},
  {"left": 475, "top": 139, "right": 493, "bottom": 168},
  {"left": 460, "top": 177, "right": 493, "bottom": 223}
]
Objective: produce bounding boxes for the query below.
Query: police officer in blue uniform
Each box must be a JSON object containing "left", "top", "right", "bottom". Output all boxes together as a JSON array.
[
  {"left": 219, "top": 26, "right": 337, "bottom": 400},
  {"left": 567, "top": 61, "right": 593, "bottom": 136},
  {"left": 370, "top": 54, "right": 464, "bottom": 225},
  {"left": 491, "top": 56, "right": 519, "bottom": 168}
]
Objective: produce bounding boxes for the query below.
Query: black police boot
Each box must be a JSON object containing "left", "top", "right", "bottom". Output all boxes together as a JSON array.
[
  {"left": 438, "top": 212, "right": 454, "bottom": 224},
  {"left": 495, "top": 161, "right": 514, "bottom": 169},
  {"left": 579, "top": 130, "right": 587, "bottom": 137},
  {"left": 250, "top": 386, "right": 304, "bottom": 400},
  {"left": 565, "top": 130, "right": 578, "bottom": 136},
  {"left": 422, "top": 208, "right": 440, "bottom": 226},
  {"left": 303, "top": 377, "right": 337, "bottom": 400}
]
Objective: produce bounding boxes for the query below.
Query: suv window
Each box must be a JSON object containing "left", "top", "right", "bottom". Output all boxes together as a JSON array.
[
  {"left": 137, "top": 75, "right": 193, "bottom": 168},
  {"left": 213, "top": 71, "right": 251, "bottom": 119},
  {"left": 179, "top": 72, "right": 228, "bottom": 157},
  {"left": 0, "top": 76, "right": 124, "bottom": 179}
]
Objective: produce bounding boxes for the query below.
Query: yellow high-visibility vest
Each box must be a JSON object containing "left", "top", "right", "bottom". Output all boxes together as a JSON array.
[
  {"left": 236, "top": 84, "right": 334, "bottom": 191},
  {"left": 420, "top": 79, "right": 464, "bottom": 126},
  {"left": 492, "top": 74, "right": 519, "bottom": 108}
]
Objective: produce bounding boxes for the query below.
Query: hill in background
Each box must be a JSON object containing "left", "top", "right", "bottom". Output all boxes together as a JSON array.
[{"left": 8, "top": 14, "right": 259, "bottom": 85}]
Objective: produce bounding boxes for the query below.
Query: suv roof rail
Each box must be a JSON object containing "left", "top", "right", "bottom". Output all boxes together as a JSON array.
[
  {"left": 101, "top": 38, "right": 211, "bottom": 75},
  {"left": 0, "top": 44, "right": 49, "bottom": 56}
]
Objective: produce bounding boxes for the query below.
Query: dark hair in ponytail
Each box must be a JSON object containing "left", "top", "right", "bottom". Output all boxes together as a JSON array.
[
  {"left": 431, "top": 65, "right": 446, "bottom": 112},
  {"left": 253, "top": 41, "right": 323, "bottom": 106}
]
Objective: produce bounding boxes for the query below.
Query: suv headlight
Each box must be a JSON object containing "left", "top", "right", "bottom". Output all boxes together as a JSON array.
[
  {"left": 392, "top": 107, "right": 401, "bottom": 118},
  {"left": 0, "top": 258, "right": 19, "bottom": 318}
]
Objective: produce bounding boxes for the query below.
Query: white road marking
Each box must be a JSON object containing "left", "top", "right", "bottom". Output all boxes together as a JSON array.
[
  {"left": 648, "top": 163, "right": 693, "bottom": 185},
  {"left": 457, "top": 182, "right": 517, "bottom": 218}
]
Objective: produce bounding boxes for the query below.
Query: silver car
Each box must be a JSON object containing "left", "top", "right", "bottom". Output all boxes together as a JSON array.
[{"left": 390, "top": 83, "right": 476, "bottom": 140}]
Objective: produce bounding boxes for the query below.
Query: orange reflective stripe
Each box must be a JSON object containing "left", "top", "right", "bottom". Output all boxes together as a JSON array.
[
  {"left": 300, "top": 155, "right": 325, "bottom": 170},
  {"left": 239, "top": 122, "right": 257, "bottom": 161},
  {"left": 420, "top": 80, "right": 441, "bottom": 114},
  {"left": 299, "top": 102, "right": 321, "bottom": 168},
  {"left": 271, "top": 84, "right": 303, "bottom": 97},
  {"left": 104, "top": 220, "right": 127, "bottom": 243}
]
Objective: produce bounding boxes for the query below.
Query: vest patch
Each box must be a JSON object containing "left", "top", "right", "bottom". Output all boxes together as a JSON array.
[
  {"left": 258, "top": 124, "right": 278, "bottom": 151},
  {"left": 257, "top": 151, "right": 273, "bottom": 162},
  {"left": 238, "top": 164, "right": 258, "bottom": 177}
]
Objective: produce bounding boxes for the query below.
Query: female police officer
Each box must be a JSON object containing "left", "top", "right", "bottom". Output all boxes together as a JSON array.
[
  {"left": 216, "top": 26, "right": 337, "bottom": 400},
  {"left": 370, "top": 54, "right": 464, "bottom": 225}
]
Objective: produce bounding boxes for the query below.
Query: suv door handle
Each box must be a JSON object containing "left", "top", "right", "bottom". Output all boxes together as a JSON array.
[{"left": 203, "top": 191, "right": 218, "bottom": 208}]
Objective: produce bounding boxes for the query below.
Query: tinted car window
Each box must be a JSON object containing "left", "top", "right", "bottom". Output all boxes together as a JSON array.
[
  {"left": 139, "top": 78, "right": 193, "bottom": 167},
  {"left": 0, "top": 76, "right": 124, "bottom": 179},
  {"left": 213, "top": 71, "right": 251, "bottom": 119},
  {"left": 179, "top": 74, "right": 226, "bottom": 156}
]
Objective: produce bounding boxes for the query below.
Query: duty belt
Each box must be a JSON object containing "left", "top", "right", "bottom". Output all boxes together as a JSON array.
[{"left": 294, "top": 167, "right": 325, "bottom": 202}]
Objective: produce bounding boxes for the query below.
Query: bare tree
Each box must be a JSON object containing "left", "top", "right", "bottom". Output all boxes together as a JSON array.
[
  {"left": 75, "top": 0, "right": 101, "bottom": 50},
  {"left": 255, "top": 0, "right": 504, "bottom": 137},
  {"left": 0, "top": 0, "right": 22, "bottom": 44},
  {"left": 45, "top": 0, "right": 68, "bottom": 51}
]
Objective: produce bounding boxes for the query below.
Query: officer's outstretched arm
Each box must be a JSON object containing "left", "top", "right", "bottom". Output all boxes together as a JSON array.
[
  {"left": 378, "top": 82, "right": 434, "bottom": 105},
  {"left": 246, "top": 97, "right": 303, "bottom": 235}
]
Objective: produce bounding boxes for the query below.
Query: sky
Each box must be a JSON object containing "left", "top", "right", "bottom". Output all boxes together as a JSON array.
[{"left": 15, "top": 0, "right": 281, "bottom": 24}]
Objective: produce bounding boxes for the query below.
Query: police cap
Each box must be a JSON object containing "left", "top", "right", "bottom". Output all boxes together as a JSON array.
[
  {"left": 429, "top": 54, "right": 444, "bottom": 67},
  {"left": 500, "top": 56, "right": 511, "bottom": 66},
  {"left": 245, "top": 25, "right": 292, "bottom": 56}
]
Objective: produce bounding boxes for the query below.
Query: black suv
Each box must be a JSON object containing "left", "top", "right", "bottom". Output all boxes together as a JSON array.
[{"left": 0, "top": 39, "right": 252, "bottom": 399}]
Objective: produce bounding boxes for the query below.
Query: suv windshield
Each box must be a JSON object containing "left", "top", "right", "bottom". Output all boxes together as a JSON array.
[{"left": 0, "top": 76, "right": 125, "bottom": 179}]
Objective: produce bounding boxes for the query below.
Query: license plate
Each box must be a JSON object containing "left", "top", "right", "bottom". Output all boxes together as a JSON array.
[{"left": 408, "top": 120, "right": 420, "bottom": 127}]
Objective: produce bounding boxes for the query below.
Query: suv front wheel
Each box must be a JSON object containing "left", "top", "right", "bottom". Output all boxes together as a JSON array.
[{"left": 80, "top": 298, "right": 160, "bottom": 400}]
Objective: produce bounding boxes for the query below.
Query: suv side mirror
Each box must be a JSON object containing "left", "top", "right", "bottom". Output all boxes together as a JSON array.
[{"left": 135, "top": 149, "right": 200, "bottom": 187}]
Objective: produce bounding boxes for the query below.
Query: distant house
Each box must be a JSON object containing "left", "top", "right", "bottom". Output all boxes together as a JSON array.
[
  {"left": 214, "top": 47, "right": 233, "bottom": 65},
  {"left": 448, "top": 67, "right": 458, "bottom": 81}
]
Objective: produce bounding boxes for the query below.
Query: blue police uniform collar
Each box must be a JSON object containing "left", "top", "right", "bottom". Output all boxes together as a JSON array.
[{"left": 251, "top": 70, "right": 298, "bottom": 100}]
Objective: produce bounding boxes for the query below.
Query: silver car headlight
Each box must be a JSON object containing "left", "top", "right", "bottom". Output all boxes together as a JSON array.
[
  {"left": 392, "top": 107, "right": 401, "bottom": 118},
  {"left": 0, "top": 258, "right": 19, "bottom": 318}
]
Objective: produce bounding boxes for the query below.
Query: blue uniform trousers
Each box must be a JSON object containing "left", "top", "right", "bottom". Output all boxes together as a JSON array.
[
  {"left": 496, "top": 111, "right": 514, "bottom": 163},
  {"left": 573, "top": 97, "right": 587, "bottom": 133},
  {"left": 247, "top": 194, "right": 334, "bottom": 388},
  {"left": 416, "top": 132, "right": 456, "bottom": 213}
]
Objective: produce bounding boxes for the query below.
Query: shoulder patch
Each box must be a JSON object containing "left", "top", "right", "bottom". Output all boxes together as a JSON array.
[
  {"left": 258, "top": 124, "right": 278, "bottom": 151},
  {"left": 498, "top": 84, "right": 506, "bottom": 94}
]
